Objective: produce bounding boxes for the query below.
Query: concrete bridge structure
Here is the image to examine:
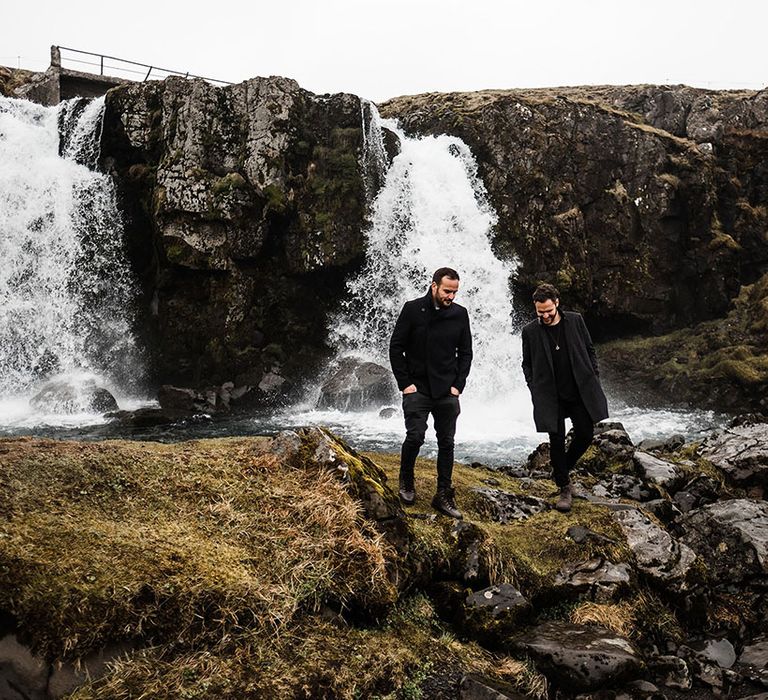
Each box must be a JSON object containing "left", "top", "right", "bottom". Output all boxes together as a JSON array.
[
  {"left": 6, "top": 46, "right": 232, "bottom": 105},
  {"left": 14, "top": 47, "right": 128, "bottom": 106}
]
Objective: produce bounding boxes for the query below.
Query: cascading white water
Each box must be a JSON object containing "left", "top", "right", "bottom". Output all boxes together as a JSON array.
[
  {"left": 333, "top": 114, "right": 527, "bottom": 397},
  {"left": 0, "top": 95, "right": 145, "bottom": 428},
  {"left": 328, "top": 112, "right": 536, "bottom": 447},
  {"left": 283, "top": 105, "right": 722, "bottom": 464}
]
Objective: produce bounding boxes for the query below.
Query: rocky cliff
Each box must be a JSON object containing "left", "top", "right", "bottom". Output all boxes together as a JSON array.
[
  {"left": 100, "top": 77, "right": 376, "bottom": 397},
  {"left": 98, "top": 79, "right": 768, "bottom": 413},
  {"left": 381, "top": 86, "right": 768, "bottom": 338}
]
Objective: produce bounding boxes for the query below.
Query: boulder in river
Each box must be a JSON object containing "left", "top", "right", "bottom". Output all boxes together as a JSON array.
[
  {"left": 29, "top": 378, "right": 118, "bottom": 414},
  {"left": 316, "top": 358, "right": 397, "bottom": 411}
]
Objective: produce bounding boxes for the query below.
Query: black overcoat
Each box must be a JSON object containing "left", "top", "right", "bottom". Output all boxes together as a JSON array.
[
  {"left": 521, "top": 310, "right": 608, "bottom": 432},
  {"left": 389, "top": 290, "right": 473, "bottom": 398}
]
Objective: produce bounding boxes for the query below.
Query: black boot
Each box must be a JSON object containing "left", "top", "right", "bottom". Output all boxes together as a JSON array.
[
  {"left": 398, "top": 477, "right": 415, "bottom": 506},
  {"left": 432, "top": 487, "right": 462, "bottom": 519}
]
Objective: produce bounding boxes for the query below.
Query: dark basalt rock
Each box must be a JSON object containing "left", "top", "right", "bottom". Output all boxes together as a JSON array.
[
  {"left": 101, "top": 76, "right": 373, "bottom": 394},
  {"left": 471, "top": 488, "right": 550, "bottom": 523},
  {"left": 579, "top": 427, "right": 635, "bottom": 474},
  {"left": 462, "top": 584, "right": 532, "bottom": 646},
  {"left": 552, "top": 557, "right": 633, "bottom": 603},
  {"left": 29, "top": 379, "right": 118, "bottom": 414},
  {"left": 649, "top": 654, "right": 692, "bottom": 690},
  {"left": 382, "top": 87, "right": 768, "bottom": 337},
  {"left": 633, "top": 451, "right": 684, "bottom": 491},
  {"left": 680, "top": 499, "right": 768, "bottom": 584},
  {"left": 459, "top": 674, "right": 527, "bottom": 700},
  {"left": 448, "top": 520, "right": 499, "bottom": 587},
  {"left": 613, "top": 508, "right": 698, "bottom": 592},
  {"left": 512, "top": 621, "right": 644, "bottom": 691},
  {"left": 316, "top": 357, "right": 397, "bottom": 411},
  {"left": 737, "top": 640, "right": 768, "bottom": 687},
  {"left": 699, "top": 423, "right": 768, "bottom": 489},
  {"left": 672, "top": 475, "right": 721, "bottom": 514},
  {"left": 595, "top": 473, "right": 660, "bottom": 502},
  {"left": 637, "top": 433, "right": 686, "bottom": 453}
]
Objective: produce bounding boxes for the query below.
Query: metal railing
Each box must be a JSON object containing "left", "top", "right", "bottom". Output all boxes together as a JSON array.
[{"left": 53, "top": 46, "right": 234, "bottom": 86}]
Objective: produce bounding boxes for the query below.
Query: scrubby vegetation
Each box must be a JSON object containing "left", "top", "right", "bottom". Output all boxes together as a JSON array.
[{"left": 1, "top": 426, "right": 764, "bottom": 698}]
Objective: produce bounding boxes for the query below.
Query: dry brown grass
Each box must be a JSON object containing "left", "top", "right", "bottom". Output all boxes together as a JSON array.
[
  {"left": 495, "top": 657, "right": 549, "bottom": 699},
  {"left": 70, "top": 594, "right": 497, "bottom": 700},
  {"left": 0, "top": 436, "right": 397, "bottom": 661},
  {"left": 570, "top": 601, "right": 634, "bottom": 636}
]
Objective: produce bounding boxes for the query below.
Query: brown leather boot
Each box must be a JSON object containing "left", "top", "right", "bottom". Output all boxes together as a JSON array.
[
  {"left": 432, "top": 487, "right": 463, "bottom": 519},
  {"left": 398, "top": 478, "right": 415, "bottom": 506},
  {"left": 555, "top": 484, "right": 573, "bottom": 513}
]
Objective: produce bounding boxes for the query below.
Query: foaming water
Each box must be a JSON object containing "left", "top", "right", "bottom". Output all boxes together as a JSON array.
[
  {"left": 0, "top": 96, "right": 148, "bottom": 428},
  {"left": 278, "top": 402, "right": 722, "bottom": 465}
]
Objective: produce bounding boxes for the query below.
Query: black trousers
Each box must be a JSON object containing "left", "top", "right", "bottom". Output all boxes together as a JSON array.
[
  {"left": 400, "top": 391, "right": 461, "bottom": 491},
  {"left": 548, "top": 398, "right": 594, "bottom": 488}
]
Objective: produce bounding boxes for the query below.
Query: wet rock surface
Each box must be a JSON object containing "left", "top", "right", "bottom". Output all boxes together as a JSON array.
[
  {"left": 633, "top": 451, "right": 683, "bottom": 490},
  {"left": 29, "top": 379, "right": 118, "bottom": 414},
  {"left": 613, "top": 508, "right": 697, "bottom": 590},
  {"left": 680, "top": 499, "right": 768, "bottom": 583},
  {"left": 513, "top": 621, "right": 643, "bottom": 691},
  {"left": 102, "top": 76, "right": 373, "bottom": 394},
  {"left": 5, "top": 422, "right": 768, "bottom": 698},
  {"left": 462, "top": 584, "right": 532, "bottom": 644},
  {"left": 472, "top": 488, "right": 550, "bottom": 522},
  {"left": 699, "top": 423, "right": 768, "bottom": 488},
  {"left": 316, "top": 358, "right": 397, "bottom": 411},
  {"left": 553, "top": 557, "right": 632, "bottom": 603}
]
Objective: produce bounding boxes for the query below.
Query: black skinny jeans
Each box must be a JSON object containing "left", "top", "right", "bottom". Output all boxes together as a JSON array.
[
  {"left": 400, "top": 391, "right": 461, "bottom": 491},
  {"left": 548, "top": 398, "right": 594, "bottom": 488}
]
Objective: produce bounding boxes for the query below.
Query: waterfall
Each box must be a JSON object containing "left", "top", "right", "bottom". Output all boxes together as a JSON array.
[
  {"left": 282, "top": 108, "right": 720, "bottom": 463},
  {"left": 0, "top": 96, "right": 145, "bottom": 424},
  {"left": 321, "top": 112, "right": 536, "bottom": 447}
]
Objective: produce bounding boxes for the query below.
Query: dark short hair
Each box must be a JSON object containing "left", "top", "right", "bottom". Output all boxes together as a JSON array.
[
  {"left": 532, "top": 283, "right": 559, "bottom": 304},
  {"left": 432, "top": 267, "right": 460, "bottom": 285}
]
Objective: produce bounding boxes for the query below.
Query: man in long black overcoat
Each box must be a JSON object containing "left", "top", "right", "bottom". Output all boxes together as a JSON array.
[
  {"left": 521, "top": 283, "right": 608, "bottom": 511},
  {"left": 389, "top": 267, "right": 473, "bottom": 519}
]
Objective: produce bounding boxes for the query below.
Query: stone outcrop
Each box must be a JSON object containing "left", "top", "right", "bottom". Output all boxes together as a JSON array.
[
  {"left": 512, "top": 621, "right": 644, "bottom": 691},
  {"left": 0, "top": 66, "right": 37, "bottom": 97},
  {"left": 600, "top": 272, "right": 768, "bottom": 414},
  {"left": 699, "top": 422, "right": 768, "bottom": 488},
  {"left": 680, "top": 499, "right": 768, "bottom": 583},
  {"left": 100, "top": 77, "right": 380, "bottom": 392},
  {"left": 381, "top": 86, "right": 768, "bottom": 339}
]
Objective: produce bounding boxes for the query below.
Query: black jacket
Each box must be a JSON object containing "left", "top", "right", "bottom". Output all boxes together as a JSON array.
[
  {"left": 521, "top": 310, "right": 608, "bottom": 432},
  {"left": 389, "top": 290, "right": 473, "bottom": 398}
]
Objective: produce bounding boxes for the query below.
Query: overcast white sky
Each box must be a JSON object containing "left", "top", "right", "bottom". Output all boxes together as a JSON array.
[{"left": 3, "top": 0, "right": 766, "bottom": 102}]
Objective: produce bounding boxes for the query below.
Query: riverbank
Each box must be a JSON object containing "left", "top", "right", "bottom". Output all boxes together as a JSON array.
[{"left": 1, "top": 422, "right": 766, "bottom": 698}]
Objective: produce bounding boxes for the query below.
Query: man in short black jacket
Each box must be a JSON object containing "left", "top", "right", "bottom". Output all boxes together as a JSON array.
[
  {"left": 521, "top": 283, "right": 608, "bottom": 512},
  {"left": 389, "top": 267, "right": 473, "bottom": 519}
]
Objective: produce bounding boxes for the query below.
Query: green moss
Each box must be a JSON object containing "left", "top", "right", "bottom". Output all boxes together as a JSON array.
[
  {"left": 211, "top": 172, "right": 247, "bottom": 195},
  {"left": 0, "top": 437, "right": 397, "bottom": 661},
  {"left": 484, "top": 507, "right": 628, "bottom": 596},
  {"left": 711, "top": 353, "right": 768, "bottom": 386},
  {"left": 262, "top": 183, "right": 288, "bottom": 214}
]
